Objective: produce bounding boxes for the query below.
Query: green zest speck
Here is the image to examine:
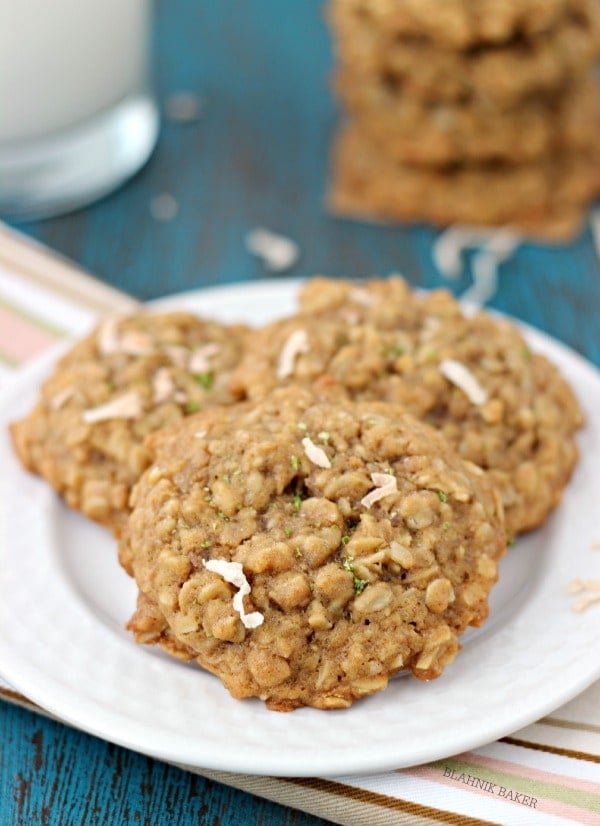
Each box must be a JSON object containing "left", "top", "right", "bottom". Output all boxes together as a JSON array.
[
  {"left": 438, "top": 490, "right": 448, "bottom": 503},
  {"left": 353, "top": 578, "right": 368, "bottom": 595},
  {"left": 290, "top": 455, "right": 299, "bottom": 471},
  {"left": 292, "top": 493, "right": 302, "bottom": 511},
  {"left": 194, "top": 372, "right": 214, "bottom": 390},
  {"left": 342, "top": 555, "right": 355, "bottom": 573},
  {"left": 185, "top": 400, "right": 200, "bottom": 414}
]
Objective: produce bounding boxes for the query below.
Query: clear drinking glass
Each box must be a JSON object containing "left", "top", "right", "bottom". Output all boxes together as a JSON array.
[{"left": 0, "top": 0, "right": 159, "bottom": 220}]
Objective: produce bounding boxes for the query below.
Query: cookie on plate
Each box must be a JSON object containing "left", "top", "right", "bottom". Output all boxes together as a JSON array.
[
  {"left": 122, "top": 386, "right": 505, "bottom": 711},
  {"left": 229, "top": 277, "right": 583, "bottom": 536},
  {"left": 10, "top": 311, "right": 248, "bottom": 539},
  {"left": 330, "top": 0, "right": 574, "bottom": 49}
]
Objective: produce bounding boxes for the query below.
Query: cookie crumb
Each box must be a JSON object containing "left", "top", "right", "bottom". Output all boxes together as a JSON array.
[
  {"left": 245, "top": 227, "right": 299, "bottom": 272},
  {"left": 150, "top": 193, "right": 179, "bottom": 223},
  {"left": 164, "top": 91, "right": 204, "bottom": 123}
]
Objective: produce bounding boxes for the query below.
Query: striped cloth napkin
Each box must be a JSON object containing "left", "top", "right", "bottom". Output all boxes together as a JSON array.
[{"left": 0, "top": 221, "right": 598, "bottom": 826}]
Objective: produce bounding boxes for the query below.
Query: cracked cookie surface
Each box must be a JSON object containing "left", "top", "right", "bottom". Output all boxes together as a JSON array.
[
  {"left": 10, "top": 311, "right": 248, "bottom": 538},
  {"left": 230, "top": 277, "right": 583, "bottom": 535},
  {"left": 122, "top": 386, "right": 505, "bottom": 711}
]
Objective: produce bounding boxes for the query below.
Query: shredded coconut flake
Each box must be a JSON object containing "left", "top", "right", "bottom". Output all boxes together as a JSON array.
[
  {"left": 245, "top": 227, "right": 299, "bottom": 272},
  {"left": 203, "top": 559, "right": 264, "bottom": 629},
  {"left": 119, "top": 330, "right": 154, "bottom": 356},
  {"left": 189, "top": 343, "right": 220, "bottom": 374},
  {"left": 50, "top": 387, "right": 75, "bottom": 411},
  {"left": 277, "top": 329, "right": 309, "bottom": 379},
  {"left": 439, "top": 359, "right": 488, "bottom": 406},
  {"left": 152, "top": 368, "right": 175, "bottom": 403},
  {"left": 164, "top": 345, "right": 189, "bottom": 368},
  {"left": 361, "top": 473, "right": 398, "bottom": 508},
  {"left": 567, "top": 578, "right": 600, "bottom": 612},
  {"left": 433, "top": 225, "right": 519, "bottom": 281},
  {"left": 460, "top": 250, "right": 499, "bottom": 313},
  {"left": 194, "top": 430, "right": 207, "bottom": 439},
  {"left": 349, "top": 287, "right": 377, "bottom": 307},
  {"left": 97, "top": 315, "right": 124, "bottom": 355},
  {"left": 301, "top": 436, "right": 331, "bottom": 469},
  {"left": 83, "top": 391, "right": 142, "bottom": 423}
]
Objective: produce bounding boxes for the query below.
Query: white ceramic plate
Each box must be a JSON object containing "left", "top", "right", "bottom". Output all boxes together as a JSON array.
[{"left": 1, "top": 279, "right": 599, "bottom": 778}]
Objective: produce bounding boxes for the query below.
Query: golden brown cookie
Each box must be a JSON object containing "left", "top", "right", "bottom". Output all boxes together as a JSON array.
[
  {"left": 329, "top": 0, "right": 600, "bottom": 106},
  {"left": 330, "top": 0, "right": 575, "bottom": 49},
  {"left": 10, "top": 311, "right": 248, "bottom": 538},
  {"left": 327, "top": 123, "right": 600, "bottom": 240},
  {"left": 122, "top": 386, "right": 505, "bottom": 711},
  {"left": 229, "top": 277, "right": 583, "bottom": 535},
  {"left": 334, "top": 71, "right": 600, "bottom": 167}
]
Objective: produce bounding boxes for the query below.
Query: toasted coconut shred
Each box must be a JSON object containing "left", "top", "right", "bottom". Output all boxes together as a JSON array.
[
  {"left": 189, "top": 343, "right": 220, "bottom": 374},
  {"left": 83, "top": 391, "right": 142, "bottom": 423},
  {"left": 439, "top": 359, "right": 488, "bottom": 406},
  {"left": 50, "top": 387, "right": 75, "bottom": 411},
  {"left": 152, "top": 368, "right": 175, "bottom": 403},
  {"left": 203, "top": 559, "right": 264, "bottom": 629},
  {"left": 97, "top": 315, "right": 124, "bottom": 355},
  {"left": 567, "top": 578, "right": 600, "bottom": 612},
  {"left": 245, "top": 227, "right": 299, "bottom": 272},
  {"left": 361, "top": 473, "right": 398, "bottom": 508},
  {"left": 433, "top": 225, "right": 521, "bottom": 309},
  {"left": 118, "top": 330, "right": 154, "bottom": 356},
  {"left": 277, "top": 329, "right": 309, "bottom": 379},
  {"left": 301, "top": 436, "right": 331, "bottom": 469}
]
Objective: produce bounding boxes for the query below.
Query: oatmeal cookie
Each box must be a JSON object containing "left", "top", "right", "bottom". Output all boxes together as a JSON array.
[
  {"left": 122, "top": 386, "right": 505, "bottom": 711},
  {"left": 329, "top": 0, "right": 600, "bottom": 106},
  {"left": 10, "top": 312, "right": 248, "bottom": 537},
  {"left": 229, "top": 277, "right": 583, "bottom": 535},
  {"left": 327, "top": 123, "right": 600, "bottom": 239},
  {"left": 330, "top": 0, "right": 575, "bottom": 49},
  {"left": 334, "top": 71, "right": 600, "bottom": 167}
]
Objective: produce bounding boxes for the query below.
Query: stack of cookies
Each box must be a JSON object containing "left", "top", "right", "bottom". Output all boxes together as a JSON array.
[{"left": 327, "top": 0, "right": 600, "bottom": 240}]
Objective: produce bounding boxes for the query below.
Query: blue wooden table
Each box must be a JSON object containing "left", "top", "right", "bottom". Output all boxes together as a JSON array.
[{"left": 2, "top": 2, "right": 599, "bottom": 823}]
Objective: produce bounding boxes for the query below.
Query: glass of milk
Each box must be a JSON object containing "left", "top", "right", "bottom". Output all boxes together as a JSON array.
[{"left": 0, "top": 0, "right": 159, "bottom": 220}]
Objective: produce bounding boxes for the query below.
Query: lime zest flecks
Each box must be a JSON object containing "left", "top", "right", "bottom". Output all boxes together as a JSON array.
[{"left": 193, "top": 371, "right": 214, "bottom": 390}]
